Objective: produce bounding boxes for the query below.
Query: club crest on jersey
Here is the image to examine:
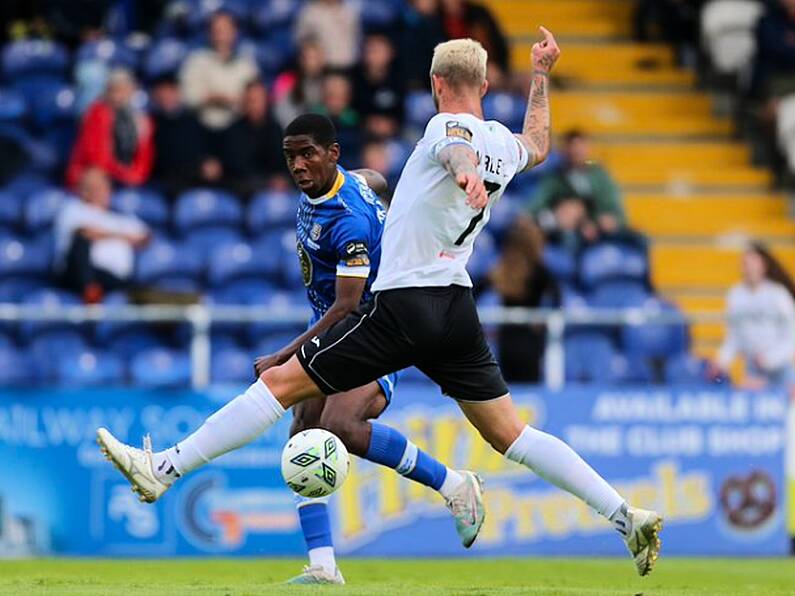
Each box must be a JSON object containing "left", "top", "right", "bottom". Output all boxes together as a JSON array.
[
  {"left": 446, "top": 121, "right": 473, "bottom": 142},
  {"left": 297, "top": 240, "right": 313, "bottom": 287},
  {"left": 310, "top": 223, "right": 322, "bottom": 241}
]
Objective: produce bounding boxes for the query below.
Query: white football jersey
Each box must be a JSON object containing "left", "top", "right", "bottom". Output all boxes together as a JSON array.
[{"left": 372, "top": 112, "right": 529, "bottom": 291}]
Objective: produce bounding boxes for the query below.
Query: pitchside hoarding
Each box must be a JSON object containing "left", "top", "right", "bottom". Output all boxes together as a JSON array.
[{"left": 0, "top": 385, "right": 789, "bottom": 557}]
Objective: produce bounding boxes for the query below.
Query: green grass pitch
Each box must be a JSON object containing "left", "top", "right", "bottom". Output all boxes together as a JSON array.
[{"left": 0, "top": 558, "right": 793, "bottom": 595}]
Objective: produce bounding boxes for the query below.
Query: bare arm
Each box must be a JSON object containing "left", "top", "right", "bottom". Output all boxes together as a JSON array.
[
  {"left": 351, "top": 168, "right": 388, "bottom": 197},
  {"left": 254, "top": 276, "right": 366, "bottom": 375},
  {"left": 515, "top": 26, "right": 560, "bottom": 172},
  {"left": 437, "top": 143, "right": 488, "bottom": 209}
]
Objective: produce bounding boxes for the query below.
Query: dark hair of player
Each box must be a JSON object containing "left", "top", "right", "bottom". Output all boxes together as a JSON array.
[{"left": 284, "top": 113, "right": 337, "bottom": 148}]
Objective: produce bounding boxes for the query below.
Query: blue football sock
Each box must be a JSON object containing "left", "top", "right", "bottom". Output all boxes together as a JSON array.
[
  {"left": 365, "top": 422, "right": 448, "bottom": 490},
  {"left": 296, "top": 497, "right": 333, "bottom": 550}
]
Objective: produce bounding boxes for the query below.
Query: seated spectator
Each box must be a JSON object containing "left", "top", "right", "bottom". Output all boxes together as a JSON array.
[
  {"left": 315, "top": 71, "right": 361, "bottom": 167},
  {"left": 179, "top": 11, "right": 259, "bottom": 132},
  {"left": 54, "top": 168, "right": 150, "bottom": 302},
  {"left": 529, "top": 130, "right": 626, "bottom": 241},
  {"left": 219, "top": 81, "right": 290, "bottom": 198},
  {"left": 360, "top": 137, "right": 394, "bottom": 199},
  {"left": 273, "top": 39, "right": 327, "bottom": 129},
  {"left": 66, "top": 69, "right": 154, "bottom": 188},
  {"left": 398, "top": 0, "right": 447, "bottom": 90},
  {"left": 150, "top": 75, "right": 220, "bottom": 197},
  {"left": 296, "top": 0, "right": 360, "bottom": 71},
  {"left": 353, "top": 32, "right": 405, "bottom": 139},
  {"left": 533, "top": 193, "right": 590, "bottom": 254},
  {"left": 440, "top": 0, "right": 510, "bottom": 74},
  {"left": 751, "top": 0, "right": 795, "bottom": 100},
  {"left": 486, "top": 217, "right": 559, "bottom": 382},
  {"left": 711, "top": 242, "right": 795, "bottom": 393}
]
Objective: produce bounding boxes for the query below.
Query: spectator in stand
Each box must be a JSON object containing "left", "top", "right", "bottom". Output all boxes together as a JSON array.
[
  {"left": 66, "top": 69, "right": 154, "bottom": 189},
  {"left": 633, "top": 0, "right": 706, "bottom": 64},
  {"left": 486, "top": 217, "right": 559, "bottom": 382},
  {"left": 529, "top": 130, "right": 626, "bottom": 242},
  {"left": 316, "top": 71, "right": 361, "bottom": 167},
  {"left": 219, "top": 81, "right": 290, "bottom": 198},
  {"left": 272, "top": 39, "right": 327, "bottom": 129},
  {"left": 295, "top": 0, "right": 360, "bottom": 71},
  {"left": 360, "top": 137, "right": 395, "bottom": 198},
  {"left": 179, "top": 11, "right": 259, "bottom": 132},
  {"left": 54, "top": 168, "right": 150, "bottom": 303},
  {"left": 440, "top": 0, "right": 510, "bottom": 74},
  {"left": 532, "top": 193, "right": 590, "bottom": 254},
  {"left": 711, "top": 242, "right": 795, "bottom": 393},
  {"left": 398, "top": 0, "right": 447, "bottom": 90},
  {"left": 150, "top": 75, "right": 221, "bottom": 197},
  {"left": 353, "top": 31, "right": 405, "bottom": 139},
  {"left": 751, "top": 0, "right": 795, "bottom": 100}
]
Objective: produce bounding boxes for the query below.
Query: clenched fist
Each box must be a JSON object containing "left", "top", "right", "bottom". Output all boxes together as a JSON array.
[{"left": 532, "top": 26, "right": 561, "bottom": 74}]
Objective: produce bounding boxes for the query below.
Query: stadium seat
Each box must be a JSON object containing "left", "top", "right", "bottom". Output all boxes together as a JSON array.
[
  {"left": 467, "top": 230, "right": 498, "bottom": 285},
  {"left": 483, "top": 92, "right": 525, "bottom": 132},
  {"left": 56, "top": 348, "right": 125, "bottom": 386},
  {"left": 183, "top": 0, "right": 249, "bottom": 32},
  {"left": 0, "top": 236, "right": 51, "bottom": 282},
  {"left": 19, "top": 288, "right": 82, "bottom": 340},
  {"left": 701, "top": 0, "right": 764, "bottom": 75},
  {"left": 620, "top": 299, "right": 689, "bottom": 360},
  {"left": 143, "top": 38, "right": 188, "bottom": 80},
  {"left": 611, "top": 353, "right": 654, "bottom": 385},
  {"left": 174, "top": 188, "right": 243, "bottom": 234},
  {"left": 25, "top": 187, "right": 72, "bottom": 233},
  {"left": 251, "top": 0, "right": 303, "bottom": 32},
  {"left": 254, "top": 32, "right": 296, "bottom": 79},
  {"left": 564, "top": 332, "right": 619, "bottom": 384},
  {"left": 0, "top": 345, "right": 36, "bottom": 385},
  {"left": 129, "top": 347, "right": 191, "bottom": 388},
  {"left": 28, "top": 83, "right": 76, "bottom": 130},
  {"left": 2, "top": 40, "right": 69, "bottom": 79},
  {"left": 253, "top": 331, "right": 303, "bottom": 358},
  {"left": 76, "top": 39, "right": 138, "bottom": 70},
  {"left": 354, "top": 0, "right": 400, "bottom": 28},
  {"left": 135, "top": 240, "right": 204, "bottom": 291},
  {"left": 211, "top": 346, "right": 254, "bottom": 384},
  {"left": 588, "top": 279, "right": 651, "bottom": 309},
  {"left": 94, "top": 291, "right": 137, "bottom": 345},
  {"left": 183, "top": 227, "right": 244, "bottom": 260},
  {"left": 208, "top": 241, "right": 281, "bottom": 287},
  {"left": 664, "top": 353, "right": 715, "bottom": 385},
  {"left": 105, "top": 329, "right": 165, "bottom": 359},
  {"left": 405, "top": 91, "right": 436, "bottom": 132},
  {"left": 245, "top": 289, "right": 307, "bottom": 344},
  {"left": 28, "top": 329, "right": 88, "bottom": 382},
  {"left": 542, "top": 244, "right": 578, "bottom": 284},
  {"left": 248, "top": 190, "right": 297, "bottom": 233},
  {"left": 579, "top": 241, "right": 648, "bottom": 289},
  {"left": 487, "top": 195, "right": 522, "bottom": 241},
  {"left": 0, "top": 191, "right": 22, "bottom": 232},
  {"left": 111, "top": 188, "right": 170, "bottom": 230},
  {"left": 0, "top": 89, "right": 27, "bottom": 122}
]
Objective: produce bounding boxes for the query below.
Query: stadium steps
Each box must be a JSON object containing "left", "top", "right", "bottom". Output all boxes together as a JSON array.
[{"left": 485, "top": 0, "right": 794, "bottom": 363}]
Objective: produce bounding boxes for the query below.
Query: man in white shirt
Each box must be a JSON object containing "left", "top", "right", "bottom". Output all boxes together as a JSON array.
[
  {"left": 55, "top": 168, "right": 149, "bottom": 301},
  {"left": 98, "top": 32, "right": 663, "bottom": 577}
]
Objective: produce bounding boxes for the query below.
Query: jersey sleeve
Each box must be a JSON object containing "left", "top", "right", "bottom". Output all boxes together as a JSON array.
[
  {"left": 425, "top": 114, "right": 477, "bottom": 162},
  {"left": 511, "top": 134, "right": 531, "bottom": 173},
  {"left": 330, "top": 212, "right": 372, "bottom": 279}
]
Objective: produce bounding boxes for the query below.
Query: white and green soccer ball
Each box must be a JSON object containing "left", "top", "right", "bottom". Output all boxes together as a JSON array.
[{"left": 281, "top": 428, "right": 350, "bottom": 498}]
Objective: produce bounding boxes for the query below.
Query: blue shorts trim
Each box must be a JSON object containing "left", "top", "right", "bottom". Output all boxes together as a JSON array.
[{"left": 376, "top": 372, "right": 398, "bottom": 406}]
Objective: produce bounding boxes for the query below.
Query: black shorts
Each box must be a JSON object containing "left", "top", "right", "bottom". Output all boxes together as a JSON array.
[{"left": 296, "top": 285, "right": 509, "bottom": 402}]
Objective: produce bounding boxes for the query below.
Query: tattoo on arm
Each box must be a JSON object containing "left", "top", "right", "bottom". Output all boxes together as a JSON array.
[
  {"left": 518, "top": 71, "right": 551, "bottom": 170},
  {"left": 438, "top": 143, "right": 479, "bottom": 180}
]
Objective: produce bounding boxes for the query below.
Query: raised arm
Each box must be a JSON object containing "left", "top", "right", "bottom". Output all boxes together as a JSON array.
[{"left": 516, "top": 26, "right": 560, "bottom": 172}]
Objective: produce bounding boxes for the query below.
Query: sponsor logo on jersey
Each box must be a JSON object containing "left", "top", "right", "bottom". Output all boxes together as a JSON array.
[
  {"left": 343, "top": 241, "right": 370, "bottom": 267},
  {"left": 310, "top": 223, "right": 322, "bottom": 241},
  {"left": 297, "top": 241, "right": 313, "bottom": 287},
  {"left": 445, "top": 121, "right": 473, "bottom": 142}
]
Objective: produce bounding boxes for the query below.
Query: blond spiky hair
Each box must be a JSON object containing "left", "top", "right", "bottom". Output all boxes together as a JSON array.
[{"left": 430, "top": 38, "right": 488, "bottom": 89}]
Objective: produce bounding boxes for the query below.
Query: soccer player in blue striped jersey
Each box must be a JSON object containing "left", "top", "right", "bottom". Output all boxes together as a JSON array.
[{"left": 252, "top": 114, "right": 485, "bottom": 584}]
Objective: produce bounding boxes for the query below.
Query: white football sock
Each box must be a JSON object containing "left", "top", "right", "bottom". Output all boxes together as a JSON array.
[
  {"left": 160, "top": 379, "right": 285, "bottom": 476},
  {"left": 438, "top": 469, "right": 466, "bottom": 500},
  {"left": 505, "top": 425, "right": 625, "bottom": 518},
  {"left": 308, "top": 546, "right": 336, "bottom": 574}
]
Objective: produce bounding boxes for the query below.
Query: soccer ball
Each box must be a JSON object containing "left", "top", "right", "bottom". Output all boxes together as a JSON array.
[{"left": 281, "top": 428, "right": 350, "bottom": 498}]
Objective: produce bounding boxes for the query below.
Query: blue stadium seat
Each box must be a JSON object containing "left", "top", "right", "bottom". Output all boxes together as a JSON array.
[
  {"left": 28, "top": 83, "right": 76, "bottom": 129},
  {"left": 543, "top": 244, "right": 578, "bottom": 283},
  {"left": 483, "top": 92, "right": 526, "bottom": 132},
  {"left": 358, "top": 0, "right": 400, "bottom": 28},
  {"left": 28, "top": 329, "right": 88, "bottom": 382},
  {"left": 184, "top": 0, "right": 249, "bottom": 32},
  {"left": 487, "top": 195, "right": 522, "bottom": 241},
  {"left": 621, "top": 299, "right": 689, "bottom": 360},
  {"left": 94, "top": 291, "right": 137, "bottom": 345},
  {"left": 135, "top": 240, "right": 204, "bottom": 290},
  {"left": 0, "top": 88, "right": 27, "bottom": 121},
  {"left": 0, "top": 346, "right": 36, "bottom": 385},
  {"left": 0, "top": 191, "right": 22, "bottom": 232},
  {"left": 184, "top": 227, "right": 244, "bottom": 260},
  {"left": 143, "top": 38, "right": 188, "bottom": 80},
  {"left": 588, "top": 280, "right": 651, "bottom": 309},
  {"left": 56, "top": 348, "right": 125, "bottom": 386},
  {"left": 130, "top": 347, "right": 191, "bottom": 388},
  {"left": 405, "top": 91, "right": 436, "bottom": 132},
  {"left": 579, "top": 241, "right": 648, "bottom": 289},
  {"left": 253, "top": 331, "right": 303, "bottom": 358},
  {"left": 467, "top": 230, "right": 498, "bottom": 285},
  {"left": 2, "top": 40, "right": 69, "bottom": 79},
  {"left": 611, "top": 353, "right": 654, "bottom": 385},
  {"left": 251, "top": 0, "right": 303, "bottom": 32},
  {"left": 211, "top": 346, "right": 254, "bottom": 384},
  {"left": 0, "top": 236, "right": 51, "bottom": 281},
  {"left": 248, "top": 190, "right": 297, "bottom": 233},
  {"left": 254, "top": 33, "right": 295, "bottom": 79},
  {"left": 25, "top": 187, "right": 72, "bottom": 233},
  {"left": 246, "top": 289, "right": 307, "bottom": 344},
  {"left": 174, "top": 188, "right": 243, "bottom": 234},
  {"left": 208, "top": 241, "right": 281, "bottom": 287},
  {"left": 111, "top": 188, "right": 170, "bottom": 230},
  {"left": 3, "top": 173, "right": 49, "bottom": 198},
  {"left": 664, "top": 353, "right": 713, "bottom": 385},
  {"left": 19, "top": 288, "right": 82, "bottom": 340},
  {"left": 564, "top": 332, "right": 619, "bottom": 384},
  {"left": 76, "top": 39, "right": 138, "bottom": 70},
  {"left": 106, "top": 329, "right": 164, "bottom": 359},
  {"left": 209, "top": 280, "right": 280, "bottom": 305}
]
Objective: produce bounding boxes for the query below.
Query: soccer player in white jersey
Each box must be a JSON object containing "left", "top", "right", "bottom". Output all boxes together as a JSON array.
[{"left": 98, "top": 29, "right": 663, "bottom": 576}]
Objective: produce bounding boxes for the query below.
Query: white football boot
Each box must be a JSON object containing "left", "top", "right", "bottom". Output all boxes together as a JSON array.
[
  {"left": 286, "top": 565, "right": 345, "bottom": 585},
  {"left": 623, "top": 506, "right": 663, "bottom": 576},
  {"left": 96, "top": 427, "right": 171, "bottom": 504},
  {"left": 444, "top": 471, "right": 486, "bottom": 548}
]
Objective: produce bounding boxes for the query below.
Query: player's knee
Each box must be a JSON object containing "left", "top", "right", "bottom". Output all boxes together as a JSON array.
[{"left": 479, "top": 421, "right": 525, "bottom": 455}]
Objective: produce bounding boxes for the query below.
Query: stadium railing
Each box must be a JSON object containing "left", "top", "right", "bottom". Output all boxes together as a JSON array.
[{"left": 0, "top": 303, "right": 721, "bottom": 389}]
